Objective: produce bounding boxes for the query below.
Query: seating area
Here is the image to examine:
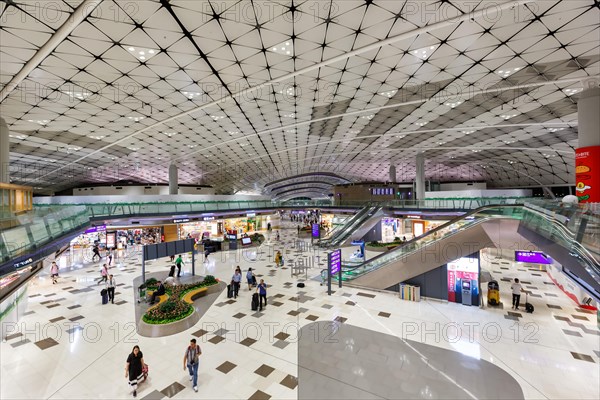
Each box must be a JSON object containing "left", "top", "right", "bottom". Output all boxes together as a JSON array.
[
  {"left": 146, "top": 291, "right": 169, "bottom": 310},
  {"left": 181, "top": 287, "right": 208, "bottom": 304}
]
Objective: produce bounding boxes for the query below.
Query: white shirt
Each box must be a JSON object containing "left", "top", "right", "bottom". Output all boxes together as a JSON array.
[{"left": 510, "top": 282, "right": 522, "bottom": 295}]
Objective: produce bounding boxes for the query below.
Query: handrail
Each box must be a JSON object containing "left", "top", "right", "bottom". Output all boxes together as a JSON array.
[{"left": 330, "top": 204, "right": 524, "bottom": 282}]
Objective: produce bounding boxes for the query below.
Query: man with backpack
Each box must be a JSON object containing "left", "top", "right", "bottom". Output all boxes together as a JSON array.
[{"left": 183, "top": 338, "right": 202, "bottom": 392}]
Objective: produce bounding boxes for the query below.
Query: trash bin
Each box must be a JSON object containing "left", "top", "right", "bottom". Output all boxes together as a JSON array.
[{"left": 487, "top": 281, "right": 500, "bottom": 306}]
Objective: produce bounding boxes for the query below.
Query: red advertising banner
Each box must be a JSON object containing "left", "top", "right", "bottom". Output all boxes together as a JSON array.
[{"left": 575, "top": 146, "right": 600, "bottom": 203}]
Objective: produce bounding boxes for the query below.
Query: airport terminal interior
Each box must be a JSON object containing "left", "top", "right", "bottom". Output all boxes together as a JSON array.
[{"left": 0, "top": 1, "right": 599, "bottom": 399}]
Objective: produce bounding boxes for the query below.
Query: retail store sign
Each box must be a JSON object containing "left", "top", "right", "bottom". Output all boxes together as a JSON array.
[
  {"left": 515, "top": 251, "right": 552, "bottom": 265},
  {"left": 575, "top": 146, "right": 599, "bottom": 203},
  {"left": 14, "top": 258, "right": 33, "bottom": 269},
  {"left": 85, "top": 225, "right": 106, "bottom": 233},
  {"left": 406, "top": 215, "right": 420, "bottom": 219},
  {"left": 246, "top": 213, "right": 256, "bottom": 217},
  {"left": 173, "top": 218, "right": 190, "bottom": 223},
  {"left": 203, "top": 216, "right": 215, "bottom": 221}
]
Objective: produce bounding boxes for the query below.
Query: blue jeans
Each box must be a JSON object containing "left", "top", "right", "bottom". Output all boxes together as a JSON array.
[{"left": 187, "top": 362, "right": 198, "bottom": 386}]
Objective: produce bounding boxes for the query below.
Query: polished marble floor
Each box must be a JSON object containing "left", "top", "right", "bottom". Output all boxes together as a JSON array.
[{"left": 1, "top": 222, "right": 599, "bottom": 399}]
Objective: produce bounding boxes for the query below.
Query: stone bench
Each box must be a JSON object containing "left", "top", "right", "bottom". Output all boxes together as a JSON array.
[
  {"left": 147, "top": 291, "right": 169, "bottom": 310},
  {"left": 181, "top": 287, "right": 208, "bottom": 304}
]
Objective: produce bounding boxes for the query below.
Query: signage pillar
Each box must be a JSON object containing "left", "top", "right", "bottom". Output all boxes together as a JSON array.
[
  {"left": 327, "top": 249, "right": 341, "bottom": 295},
  {"left": 576, "top": 86, "right": 600, "bottom": 203}
]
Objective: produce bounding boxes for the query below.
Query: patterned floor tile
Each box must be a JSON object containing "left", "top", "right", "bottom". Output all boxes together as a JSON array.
[
  {"left": 563, "top": 329, "right": 583, "bottom": 337},
  {"left": 305, "top": 314, "right": 319, "bottom": 321},
  {"left": 248, "top": 390, "right": 271, "bottom": 400},
  {"left": 216, "top": 361, "right": 237, "bottom": 374},
  {"left": 378, "top": 312, "right": 391, "bottom": 318},
  {"left": 274, "top": 332, "right": 290, "bottom": 340},
  {"left": 160, "top": 381, "right": 186, "bottom": 398},
  {"left": 208, "top": 335, "right": 226, "bottom": 344},
  {"left": 570, "top": 352, "right": 595, "bottom": 363},
  {"left": 280, "top": 374, "right": 298, "bottom": 389},
  {"left": 192, "top": 329, "right": 208, "bottom": 337},
  {"left": 34, "top": 338, "right": 59, "bottom": 350},
  {"left": 240, "top": 337, "right": 257, "bottom": 347},
  {"left": 254, "top": 364, "right": 275, "bottom": 377}
]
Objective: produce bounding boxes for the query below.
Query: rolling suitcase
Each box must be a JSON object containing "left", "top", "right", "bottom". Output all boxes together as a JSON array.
[
  {"left": 251, "top": 293, "right": 259, "bottom": 311},
  {"left": 101, "top": 288, "right": 108, "bottom": 304},
  {"left": 227, "top": 284, "right": 234, "bottom": 299},
  {"left": 525, "top": 293, "right": 534, "bottom": 313}
]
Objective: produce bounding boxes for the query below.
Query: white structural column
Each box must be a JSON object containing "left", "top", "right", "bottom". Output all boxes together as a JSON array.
[
  {"left": 389, "top": 165, "right": 396, "bottom": 183},
  {"left": 575, "top": 85, "right": 600, "bottom": 203},
  {"left": 577, "top": 87, "right": 600, "bottom": 148},
  {"left": 168, "top": 164, "right": 178, "bottom": 195},
  {"left": 0, "top": 117, "right": 10, "bottom": 183},
  {"left": 415, "top": 153, "right": 425, "bottom": 200}
]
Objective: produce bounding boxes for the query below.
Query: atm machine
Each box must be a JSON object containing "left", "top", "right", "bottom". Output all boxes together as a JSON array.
[{"left": 461, "top": 280, "right": 472, "bottom": 306}]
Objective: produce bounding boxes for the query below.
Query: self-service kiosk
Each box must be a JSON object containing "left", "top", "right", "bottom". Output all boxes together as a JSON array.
[{"left": 461, "top": 280, "right": 472, "bottom": 306}]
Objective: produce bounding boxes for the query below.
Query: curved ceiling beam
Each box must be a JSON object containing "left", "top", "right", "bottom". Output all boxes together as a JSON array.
[
  {"left": 36, "top": 0, "right": 531, "bottom": 181},
  {"left": 0, "top": 0, "right": 104, "bottom": 102},
  {"left": 264, "top": 172, "right": 351, "bottom": 188},
  {"left": 274, "top": 190, "right": 330, "bottom": 201},
  {"left": 267, "top": 180, "right": 343, "bottom": 193},
  {"left": 271, "top": 186, "right": 333, "bottom": 197}
]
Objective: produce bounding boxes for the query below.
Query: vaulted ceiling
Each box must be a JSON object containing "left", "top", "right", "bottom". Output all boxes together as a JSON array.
[{"left": 1, "top": 0, "right": 598, "bottom": 195}]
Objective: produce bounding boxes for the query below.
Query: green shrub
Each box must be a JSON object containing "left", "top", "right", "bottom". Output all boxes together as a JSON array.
[
  {"left": 203, "top": 275, "right": 217, "bottom": 285},
  {"left": 145, "top": 277, "right": 158, "bottom": 286}
]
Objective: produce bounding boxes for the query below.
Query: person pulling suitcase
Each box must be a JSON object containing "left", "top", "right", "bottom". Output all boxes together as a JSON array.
[{"left": 257, "top": 279, "right": 267, "bottom": 311}]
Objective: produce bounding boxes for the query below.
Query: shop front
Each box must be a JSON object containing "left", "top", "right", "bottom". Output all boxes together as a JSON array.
[{"left": 177, "top": 214, "right": 275, "bottom": 240}]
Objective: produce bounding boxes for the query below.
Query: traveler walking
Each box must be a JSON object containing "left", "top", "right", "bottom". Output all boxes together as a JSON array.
[
  {"left": 106, "top": 274, "right": 116, "bottom": 304},
  {"left": 97, "top": 264, "right": 108, "bottom": 285},
  {"left": 50, "top": 261, "right": 59, "bottom": 284},
  {"left": 92, "top": 243, "right": 101, "bottom": 262},
  {"left": 257, "top": 279, "right": 267, "bottom": 311},
  {"left": 204, "top": 249, "right": 210, "bottom": 263},
  {"left": 511, "top": 278, "right": 524, "bottom": 310},
  {"left": 246, "top": 268, "right": 255, "bottom": 290},
  {"left": 125, "top": 345, "right": 146, "bottom": 397},
  {"left": 175, "top": 255, "right": 184, "bottom": 277},
  {"left": 183, "top": 338, "right": 202, "bottom": 392},
  {"left": 106, "top": 249, "right": 113, "bottom": 266},
  {"left": 232, "top": 269, "right": 242, "bottom": 298}
]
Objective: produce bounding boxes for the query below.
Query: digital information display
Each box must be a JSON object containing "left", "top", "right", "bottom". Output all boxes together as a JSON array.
[
  {"left": 241, "top": 237, "right": 252, "bottom": 246},
  {"left": 312, "top": 223, "right": 320, "bottom": 238},
  {"left": 515, "top": 251, "right": 552, "bottom": 265},
  {"left": 327, "top": 249, "right": 342, "bottom": 295},
  {"left": 106, "top": 232, "right": 116, "bottom": 249}
]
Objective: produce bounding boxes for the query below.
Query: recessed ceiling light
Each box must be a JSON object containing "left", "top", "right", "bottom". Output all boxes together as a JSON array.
[
  {"left": 239, "top": 143, "right": 248, "bottom": 147},
  {"left": 503, "top": 140, "right": 516, "bottom": 144},
  {"left": 9, "top": 134, "right": 28, "bottom": 140},
  {"left": 127, "top": 116, "right": 144, "bottom": 122},
  {"left": 462, "top": 130, "right": 475, "bottom": 135},
  {"left": 362, "top": 115, "right": 374, "bottom": 120},
  {"left": 228, "top": 131, "right": 238, "bottom": 135},
  {"left": 122, "top": 45, "right": 159, "bottom": 62},
  {"left": 410, "top": 44, "right": 438, "bottom": 60},
  {"left": 500, "top": 113, "right": 518, "bottom": 120},
  {"left": 348, "top": 130, "right": 360, "bottom": 134},
  {"left": 563, "top": 88, "right": 582, "bottom": 96},
  {"left": 285, "top": 129, "right": 296, "bottom": 133},
  {"left": 279, "top": 87, "right": 295, "bottom": 96},
  {"left": 188, "top": 145, "right": 197, "bottom": 148},
  {"left": 269, "top": 39, "right": 293, "bottom": 56},
  {"left": 445, "top": 101, "right": 462, "bottom": 108},
  {"left": 61, "top": 90, "right": 91, "bottom": 100},
  {"left": 496, "top": 67, "right": 521, "bottom": 78},
  {"left": 127, "top": 147, "right": 139, "bottom": 151},
  {"left": 211, "top": 115, "right": 225, "bottom": 121},
  {"left": 283, "top": 113, "right": 295, "bottom": 118},
  {"left": 27, "top": 119, "right": 49, "bottom": 125},
  {"left": 396, "top": 135, "right": 405, "bottom": 139},
  {"left": 163, "top": 132, "right": 176, "bottom": 137},
  {"left": 415, "top": 121, "right": 427, "bottom": 127},
  {"left": 507, "top": 160, "right": 515, "bottom": 164},
  {"left": 548, "top": 127, "right": 565, "bottom": 133},
  {"left": 437, "top": 141, "right": 445, "bottom": 145},
  {"left": 379, "top": 90, "right": 397, "bottom": 98},
  {"left": 182, "top": 91, "right": 202, "bottom": 99},
  {"left": 471, "top": 149, "right": 481, "bottom": 153},
  {"left": 89, "top": 135, "right": 105, "bottom": 140}
]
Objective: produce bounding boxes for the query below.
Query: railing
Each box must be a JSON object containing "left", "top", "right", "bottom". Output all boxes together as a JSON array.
[
  {"left": 521, "top": 200, "right": 599, "bottom": 282},
  {"left": 327, "top": 205, "right": 525, "bottom": 282},
  {"left": 1, "top": 197, "right": 534, "bottom": 273}
]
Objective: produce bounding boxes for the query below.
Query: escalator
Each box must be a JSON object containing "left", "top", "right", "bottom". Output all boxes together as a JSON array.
[
  {"left": 319, "top": 204, "right": 382, "bottom": 248},
  {"left": 325, "top": 203, "right": 600, "bottom": 300}
]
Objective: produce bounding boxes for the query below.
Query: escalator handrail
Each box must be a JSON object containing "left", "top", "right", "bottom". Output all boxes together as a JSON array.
[
  {"left": 345, "top": 204, "right": 525, "bottom": 277},
  {"left": 329, "top": 205, "right": 380, "bottom": 246},
  {"left": 320, "top": 204, "right": 375, "bottom": 245},
  {"left": 322, "top": 203, "right": 372, "bottom": 240}
]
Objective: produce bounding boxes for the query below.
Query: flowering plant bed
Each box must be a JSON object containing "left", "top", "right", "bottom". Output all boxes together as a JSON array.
[{"left": 142, "top": 275, "right": 218, "bottom": 324}]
